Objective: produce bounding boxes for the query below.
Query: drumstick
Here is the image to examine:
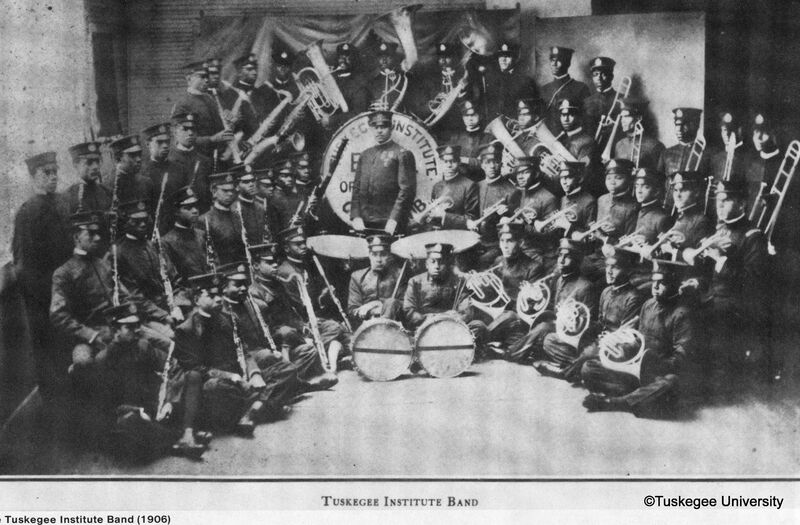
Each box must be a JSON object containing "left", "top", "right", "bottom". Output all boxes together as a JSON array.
[{"left": 392, "top": 260, "right": 409, "bottom": 299}]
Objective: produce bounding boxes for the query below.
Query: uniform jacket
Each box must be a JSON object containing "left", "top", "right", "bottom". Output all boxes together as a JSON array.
[
  {"left": 63, "top": 180, "right": 113, "bottom": 215},
  {"left": 166, "top": 147, "right": 213, "bottom": 213},
  {"left": 430, "top": 174, "right": 480, "bottom": 229},
  {"left": 483, "top": 66, "right": 538, "bottom": 121},
  {"left": 451, "top": 129, "right": 494, "bottom": 182},
  {"left": 635, "top": 200, "right": 673, "bottom": 244},
  {"left": 403, "top": 271, "right": 473, "bottom": 328},
  {"left": 171, "top": 91, "right": 226, "bottom": 156},
  {"left": 491, "top": 250, "right": 546, "bottom": 303},
  {"left": 350, "top": 140, "right": 416, "bottom": 227},
  {"left": 583, "top": 87, "right": 617, "bottom": 139},
  {"left": 614, "top": 133, "right": 666, "bottom": 171},
  {"left": 597, "top": 281, "right": 645, "bottom": 333},
  {"left": 561, "top": 187, "right": 597, "bottom": 232},
  {"left": 540, "top": 75, "right": 591, "bottom": 133},
  {"left": 347, "top": 263, "right": 406, "bottom": 319},
  {"left": 597, "top": 191, "right": 638, "bottom": 238},
  {"left": 477, "top": 177, "right": 516, "bottom": 244},
  {"left": 142, "top": 157, "right": 189, "bottom": 234},
  {"left": 161, "top": 224, "right": 209, "bottom": 281},
  {"left": 637, "top": 296, "right": 699, "bottom": 371},
  {"left": 201, "top": 204, "right": 246, "bottom": 266},
  {"left": 116, "top": 234, "right": 176, "bottom": 308},
  {"left": 505, "top": 182, "right": 559, "bottom": 255}
]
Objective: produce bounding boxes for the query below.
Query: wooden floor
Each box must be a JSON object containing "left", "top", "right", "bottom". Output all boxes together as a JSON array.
[{"left": 1, "top": 359, "right": 798, "bottom": 478}]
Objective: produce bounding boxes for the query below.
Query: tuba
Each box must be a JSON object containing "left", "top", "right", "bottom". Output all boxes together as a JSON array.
[
  {"left": 750, "top": 139, "right": 800, "bottom": 255},
  {"left": 485, "top": 115, "right": 527, "bottom": 176},
  {"left": 294, "top": 40, "right": 349, "bottom": 123},
  {"left": 599, "top": 326, "right": 646, "bottom": 380},
  {"left": 422, "top": 13, "right": 494, "bottom": 128},
  {"left": 530, "top": 121, "right": 579, "bottom": 180},
  {"left": 372, "top": 5, "right": 422, "bottom": 111}
]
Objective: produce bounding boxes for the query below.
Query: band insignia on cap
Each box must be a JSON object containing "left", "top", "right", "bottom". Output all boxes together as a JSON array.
[
  {"left": 343, "top": 44, "right": 350, "bottom": 50},
  {"left": 186, "top": 188, "right": 194, "bottom": 196},
  {"left": 551, "top": 46, "right": 558, "bottom": 54},
  {"left": 380, "top": 43, "right": 388, "bottom": 51},
  {"left": 439, "top": 44, "right": 446, "bottom": 51},
  {"left": 137, "top": 201, "right": 146, "bottom": 211},
  {"left": 501, "top": 44, "right": 509, "bottom": 52},
  {"left": 88, "top": 144, "right": 97, "bottom": 152},
  {"left": 158, "top": 125, "right": 166, "bottom": 133},
  {"left": 280, "top": 52, "right": 288, "bottom": 59},
  {"left": 594, "top": 58, "right": 602, "bottom": 66},
  {"left": 723, "top": 113, "right": 733, "bottom": 123},
  {"left": 187, "top": 114, "right": 194, "bottom": 121},
  {"left": 131, "top": 136, "right": 139, "bottom": 145},
  {"left": 245, "top": 165, "right": 253, "bottom": 173},
  {"left": 675, "top": 109, "right": 683, "bottom": 118},
  {"left": 755, "top": 114, "right": 764, "bottom": 125},
  {"left": 237, "top": 264, "right": 246, "bottom": 273}
]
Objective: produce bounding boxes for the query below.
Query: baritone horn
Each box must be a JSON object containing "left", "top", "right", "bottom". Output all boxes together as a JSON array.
[
  {"left": 378, "top": 4, "right": 421, "bottom": 72},
  {"left": 530, "top": 121, "right": 579, "bottom": 179},
  {"left": 486, "top": 115, "right": 527, "bottom": 176},
  {"left": 294, "top": 40, "right": 349, "bottom": 122}
]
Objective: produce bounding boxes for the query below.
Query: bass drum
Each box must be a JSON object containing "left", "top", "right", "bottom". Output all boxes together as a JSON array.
[
  {"left": 414, "top": 315, "right": 475, "bottom": 378},
  {"left": 351, "top": 318, "right": 414, "bottom": 381}
]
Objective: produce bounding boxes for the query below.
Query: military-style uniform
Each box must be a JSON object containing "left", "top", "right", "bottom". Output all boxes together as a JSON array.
[
  {"left": 482, "top": 44, "right": 537, "bottom": 121},
  {"left": 162, "top": 223, "right": 209, "bottom": 281},
  {"left": 596, "top": 191, "right": 638, "bottom": 238},
  {"left": 429, "top": 171, "right": 480, "bottom": 229},
  {"left": 107, "top": 168, "right": 155, "bottom": 207},
  {"left": 476, "top": 175, "right": 516, "bottom": 267},
  {"left": 506, "top": 181, "right": 559, "bottom": 269},
  {"left": 635, "top": 199, "right": 672, "bottom": 244},
  {"left": 540, "top": 47, "right": 591, "bottom": 135},
  {"left": 167, "top": 146, "right": 213, "bottom": 213},
  {"left": 350, "top": 137, "right": 416, "bottom": 230},
  {"left": 63, "top": 180, "right": 112, "bottom": 215},
  {"left": 235, "top": 195, "right": 274, "bottom": 245},
  {"left": 202, "top": 203, "right": 246, "bottom": 266},
  {"left": 670, "top": 202, "right": 715, "bottom": 261},
  {"left": 614, "top": 133, "right": 666, "bottom": 171},
  {"left": 271, "top": 184, "right": 303, "bottom": 231},
  {"left": 171, "top": 90, "right": 226, "bottom": 157},
  {"left": 561, "top": 186, "right": 597, "bottom": 234},
  {"left": 116, "top": 233, "right": 177, "bottom": 310},
  {"left": 142, "top": 161, "right": 187, "bottom": 235},
  {"left": 582, "top": 57, "right": 618, "bottom": 139},
  {"left": 347, "top": 261, "right": 406, "bottom": 325},
  {"left": 450, "top": 128, "right": 493, "bottom": 182}
]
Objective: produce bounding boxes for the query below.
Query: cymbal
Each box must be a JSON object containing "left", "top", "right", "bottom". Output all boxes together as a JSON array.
[
  {"left": 308, "top": 234, "right": 369, "bottom": 259},
  {"left": 390, "top": 229, "right": 480, "bottom": 259}
]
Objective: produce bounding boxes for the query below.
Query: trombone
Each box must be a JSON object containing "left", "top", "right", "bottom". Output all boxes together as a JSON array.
[
  {"left": 594, "top": 76, "right": 631, "bottom": 142},
  {"left": 750, "top": 139, "right": 800, "bottom": 255}
]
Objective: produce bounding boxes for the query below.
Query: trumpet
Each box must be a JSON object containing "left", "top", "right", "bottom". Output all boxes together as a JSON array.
[
  {"left": 410, "top": 195, "right": 454, "bottom": 225},
  {"left": 572, "top": 219, "right": 613, "bottom": 242},
  {"left": 750, "top": 140, "right": 800, "bottom": 255},
  {"left": 516, "top": 271, "right": 556, "bottom": 326},
  {"left": 683, "top": 228, "right": 731, "bottom": 266},
  {"left": 471, "top": 198, "right": 508, "bottom": 229},
  {"left": 639, "top": 228, "right": 687, "bottom": 261},
  {"left": 594, "top": 76, "right": 631, "bottom": 141},
  {"left": 534, "top": 204, "right": 578, "bottom": 233}
]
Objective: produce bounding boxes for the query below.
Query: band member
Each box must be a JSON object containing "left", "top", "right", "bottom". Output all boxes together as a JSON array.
[
  {"left": 350, "top": 109, "right": 416, "bottom": 235},
  {"left": 633, "top": 168, "right": 672, "bottom": 244},
  {"left": 63, "top": 141, "right": 111, "bottom": 214},
  {"left": 271, "top": 159, "right": 303, "bottom": 230},
  {"left": 541, "top": 247, "right": 644, "bottom": 380},
  {"left": 232, "top": 53, "right": 283, "bottom": 125},
  {"left": 234, "top": 165, "right": 277, "bottom": 244},
  {"left": 276, "top": 225, "right": 351, "bottom": 373},
  {"left": 708, "top": 111, "right": 746, "bottom": 185},
  {"left": 12, "top": 151, "right": 73, "bottom": 399},
  {"left": 347, "top": 235, "right": 406, "bottom": 325},
  {"left": 256, "top": 168, "right": 276, "bottom": 203},
  {"left": 483, "top": 41, "right": 537, "bottom": 122},
  {"left": 161, "top": 186, "right": 209, "bottom": 282},
  {"left": 558, "top": 161, "right": 597, "bottom": 235},
  {"left": 540, "top": 46, "right": 591, "bottom": 134},
  {"left": 583, "top": 57, "right": 619, "bottom": 140},
  {"left": 414, "top": 42, "right": 470, "bottom": 141},
  {"left": 291, "top": 151, "right": 315, "bottom": 201},
  {"left": 108, "top": 134, "right": 155, "bottom": 207},
  {"left": 555, "top": 98, "right": 598, "bottom": 196},
  {"left": 477, "top": 222, "right": 544, "bottom": 359},
  {"left": 115, "top": 199, "right": 184, "bottom": 320},
  {"left": 212, "top": 55, "right": 259, "bottom": 143},
  {"left": 327, "top": 43, "right": 368, "bottom": 132},
  {"left": 167, "top": 112, "right": 214, "bottom": 213},
  {"left": 365, "top": 40, "right": 409, "bottom": 112},
  {"left": 270, "top": 46, "right": 299, "bottom": 97},
  {"left": 205, "top": 57, "right": 229, "bottom": 94},
  {"left": 514, "top": 97, "right": 545, "bottom": 155},
  {"left": 689, "top": 180, "right": 770, "bottom": 380},
  {"left": 50, "top": 211, "right": 173, "bottom": 395},
  {"left": 658, "top": 107, "right": 705, "bottom": 211},
  {"left": 171, "top": 61, "right": 232, "bottom": 157},
  {"left": 596, "top": 159, "right": 638, "bottom": 238},
  {"left": 514, "top": 238, "right": 596, "bottom": 365},
  {"left": 423, "top": 145, "right": 480, "bottom": 230},
  {"left": 747, "top": 113, "right": 782, "bottom": 212},
  {"left": 450, "top": 100, "right": 493, "bottom": 182},
  {"left": 504, "top": 156, "right": 559, "bottom": 271},
  {"left": 202, "top": 171, "right": 246, "bottom": 266},
  {"left": 612, "top": 97, "right": 665, "bottom": 171},
  {"left": 581, "top": 260, "right": 702, "bottom": 418},
  {"left": 661, "top": 171, "right": 715, "bottom": 263},
  {"left": 402, "top": 242, "right": 487, "bottom": 346},
  {"left": 141, "top": 122, "right": 187, "bottom": 235},
  {"left": 472, "top": 142, "right": 516, "bottom": 268}
]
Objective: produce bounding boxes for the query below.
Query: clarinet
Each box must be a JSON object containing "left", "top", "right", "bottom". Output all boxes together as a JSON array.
[
  {"left": 151, "top": 170, "right": 169, "bottom": 242},
  {"left": 155, "top": 341, "right": 175, "bottom": 422},
  {"left": 234, "top": 201, "right": 256, "bottom": 283},
  {"left": 224, "top": 301, "right": 249, "bottom": 377},
  {"left": 153, "top": 229, "right": 178, "bottom": 315},
  {"left": 247, "top": 295, "right": 279, "bottom": 354},
  {"left": 204, "top": 216, "right": 217, "bottom": 272},
  {"left": 110, "top": 172, "right": 121, "bottom": 306}
]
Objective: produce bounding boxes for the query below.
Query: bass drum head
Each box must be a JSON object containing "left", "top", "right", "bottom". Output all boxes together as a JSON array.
[
  {"left": 351, "top": 318, "right": 413, "bottom": 381},
  {"left": 414, "top": 315, "right": 475, "bottom": 378}
]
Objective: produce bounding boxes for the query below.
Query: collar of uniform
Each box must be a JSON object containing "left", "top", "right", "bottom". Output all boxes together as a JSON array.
[
  {"left": 214, "top": 202, "right": 231, "bottom": 212},
  {"left": 566, "top": 186, "right": 583, "bottom": 197},
  {"left": 560, "top": 270, "right": 576, "bottom": 279},
  {"left": 761, "top": 148, "right": 780, "bottom": 160},
  {"left": 374, "top": 139, "right": 393, "bottom": 149},
  {"left": 287, "top": 256, "right": 304, "bottom": 265},
  {"left": 444, "top": 171, "right": 459, "bottom": 182},
  {"left": 295, "top": 180, "right": 310, "bottom": 187},
  {"left": 612, "top": 189, "right": 630, "bottom": 200},
  {"left": 337, "top": 71, "right": 352, "bottom": 78},
  {"left": 239, "top": 195, "right": 254, "bottom": 204},
  {"left": 554, "top": 73, "right": 570, "bottom": 81},
  {"left": 640, "top": 199, "right": 659, "bottom": 208},
  {"left": 486, "top": 173, "right": 503, "bottom": 184},
  {"left": 274, "top": 78, "right": 290, "bottom": 86},
  {"left": 124, "top": 233, "right": 141, "bottom": 241},
  {"left": 465, "top": 125, "right": 480, "bottom": 133},
  {"left": 679, "top": 140, "right": 693, "bottom": 147},
  {"left": 188, "top": 87, "right": 205, "bottom": 96},
  {"left": 526, "top": 181, "right": 542, "bottom": 191},
  {"left": 380, "top": 69, "right": 397, "bottom": 77},
  {"left": 255, "top": 275, "right": 277, "bottom": 288},
  {"left": 223, "top": 296, "right": 242, "bottom": 306},
  {"left": 505, "top": 249, "right": 525, "bottom": 264},
  {"left": 601, "top": 86, "right": 614, "bottom": 94},
  {"left": 441, "top": 67, "right": 455, "bottom": 77},
  {"left": 236, "top": 80, "right": 254, "bottom": 90},
  {"left": 677, "top": 202, "right": 698, "bottom": 215},
  {"left": 176, "top": 143, "right": 194, "bottom": 152},
  {"left": 73, "top": 248, "right": 89, "bottom": 257},
  {"left": 567, "top": 127, "right": 584, "bottom": 137},
  {"left": 174, "top": 222, "right": 191, "bottom": 230},
  {"left": 197, "top": 309, "right": 212, "bottom": 318},
  {"left": 612, "top": 281, "right": 631, "bottom": 292},
  {"left": 150, "top": 155, "right": 166, "bottom": 164},
  {"left": 723, "top": 212, "right": 746, "bottom": 225},
  {"left": 504, "top": 67, "right": 515, "bottom": 75}
]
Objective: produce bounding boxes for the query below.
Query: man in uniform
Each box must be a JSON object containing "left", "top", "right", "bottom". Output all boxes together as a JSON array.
[
  {"left": 50, "top": 211, "right": 173, "bottom": 396},
  {"left": 483, "top": 41, "right": 537, "bottom": 122},
  {"left": 326, "top": 43, "right": 368, "bottom": 133},
  {"left": 471, "top": 142, "right": 516, "bottom": 268},
  {"left": 413, "top": 42, "right": 470, "bottom": 141},
  {"left": 171, "top": 61, "right": 232, "bottom": 158},
  {"left": 555, "top": 98, "right": 598, "bottom": 196},
  {"left": 63, "top": 141, "right": 111, "bottom": 214},
  {"left": 660, "top": 171, "right": 715, "bottom": 264},
  {"left": 583, "top": 56, "right": 619, "bottom": 141},
  {"left": 347, "top": 234, "right": 406, "bottom": 326},
  {"left": 213, "top": 55, "right": 258, "bottom": 143},
  {"left": 202, "top": 171, "right": 246, "bottom": 266},
  {"left": 539, "top": 46, "right": 591, "bottom": 135},
  {"left": 556, "top": 161, "right": 597, "bottom": 237},
  {"left": 12, "top": 151, "right": 73, "bottom": 399},
  {"left": 350, "top": 109, "right": 416, "bottom": 235},
  {"left": 234, "top": 165, "right": 276, "bottom": 245},
  {"left": 581, "top": 260, "right": 702, "bottom": 418},
  {"left": 612, "top": 97, "right": 665, "bottom": 171},
  {"left": 365, "top": 40, "right": 410, "bottom": 113},
  {"left": 628, "top": 168, "right": 673, "bottom": 290},
  {"left": 108, "top": 134, "right": 155, "bottom": 207},
  {"left": 141, "top": 122, "right": 187, "bottom": 236},
  {"left": 402, "top": 242, "right": 487, "bottom": 349},
  {"left": 167, "top": 112, "right": 213, "bottom": 213},
  {"left": 422, "top": 145, "right": 480, "bottom": 231},
  {"left": 276, "top": 225, "right": 351, "bottom": 373},
  {"left": 270, "top": 158, "right": 303, "bottom": 230},
  {"left": 450, "top": 100, "right": 493, "bottom": 182},
  {"left": 658, "top": 107, "right": 705, "bottom": 211},
  {"left": 161, "top": 186, "right": 209, "bottom": 284}
]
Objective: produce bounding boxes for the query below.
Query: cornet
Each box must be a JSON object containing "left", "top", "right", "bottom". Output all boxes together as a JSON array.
[
  {"left": 534, "top": 204, "right": 578, "bottom": 233},
  {"left": 572, "top": 219, "right": 613, "bottom": 242},
  {"left": 470, "top": 198, "right": 508, "bottom": 229},
  {"left": 640, "top": 228, "right": 687, "bottom": 261},
  {"left": 410, "top": 195, "right": 453, "bottom": 225},
  {"left": 682, "top": 228, "right": 731, "bottom": 266}
]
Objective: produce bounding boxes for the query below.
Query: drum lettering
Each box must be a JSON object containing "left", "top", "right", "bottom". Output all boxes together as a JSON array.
[
  {"left": 412, "top": 198, "right": 426, "bottom": 213},
  {"left": 339, "top": 181, "right": 354, "bottom": 193},
  {"left": 342, "top": 201, "right": 351, "bottom": 214},
  {"left": 351, "top": 152, "right": 361, "bottom": 173},
  {"left": 422, "top": 147, "right": 434, "bottom": 159},
  {"left": 393, "top": 121, "right": 405, "bottom": 134},
  {"left": 426, "top": 166, "right": 438, "bottom": 178},
  {"left": 403, "top": 125, "right": 413, "bottom": 137}
]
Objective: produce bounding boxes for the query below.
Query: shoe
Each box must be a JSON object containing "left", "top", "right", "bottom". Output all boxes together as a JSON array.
[
  {"left": 194, "top": 431, "right": 213, "bottom": 446},
  {"left": 170, "top": 441, "right": 206, "bottom": 460},
  {"left": 235, "top": 416, "right": 255, "bottom": 437},
  {"left": 338, "top": 356, "right": 354, "bottom": 371},
  {"left": 261, "top": 403, "right": 292, "bottom": 423},
  {"left": 532, "top": 360, "right": 565, "bottom": 379},
  {"left": 304, "top": 372, "right": 339, "bottom": 392},
  {"left": 487, "top": 342, "right": 506, "bottom": 358},
  {"left": 582, "top": 393, "right": 627, "bottom": 412}
]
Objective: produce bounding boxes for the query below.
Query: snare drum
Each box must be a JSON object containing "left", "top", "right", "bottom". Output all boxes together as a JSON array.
[
  {"left": 351, "top": 318, "right": 413, "bottom": 381},
  {"left": 414, "top": 315, "right": 475, "bottom": 378},
  {"left": 308, "top": 235, "right": 369, "bottom": 260}
]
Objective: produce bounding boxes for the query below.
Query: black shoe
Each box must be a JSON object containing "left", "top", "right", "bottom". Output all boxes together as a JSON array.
[
  {"left": 303, "top": 372, "right": 339, "bottom": 392},
  {"left": 194, "top": 431, "right": 213, "bottom": 446},
  {"left": 338, "top": 356, "right": 354, "bottom": 371},
  {"left": 235, "top": 417, "right": 255, "bottom": 437},
  {"left": 532, "top": 360, "right": 565, "bottom": 379},
  {"left": 170, "top": 441, "right": 207, "bottom": 460},
  {"left": 583, "top": 393, "right": 627, "bottom": 413}
]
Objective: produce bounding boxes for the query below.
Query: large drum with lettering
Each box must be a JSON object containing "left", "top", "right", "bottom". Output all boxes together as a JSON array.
[
  {"left": 351, "top": 318, "right": 414, "bottom": 381},
  {"left": 322, "top": 112, "right": 440, "bottom": 228},
  {"left": 414, "top": 315, "right": 475, "bottom": 378}
]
